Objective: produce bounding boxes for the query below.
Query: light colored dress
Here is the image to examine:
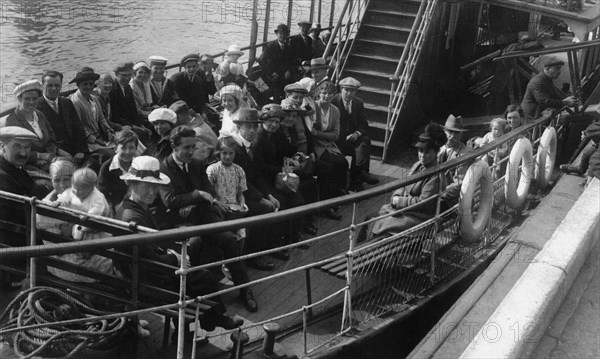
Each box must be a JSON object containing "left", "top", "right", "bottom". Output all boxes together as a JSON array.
[
  {"left": 219, "top": 108, "right": 240, "bottom": 138},
  {"left": 206, "top": 161, "right": 248, "bottom": 239},
  {"left": 41, "top": 187, "right": 115, "bottom": 283}
]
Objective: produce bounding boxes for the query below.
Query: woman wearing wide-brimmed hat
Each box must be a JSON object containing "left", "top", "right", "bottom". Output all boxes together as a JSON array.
[
  {"left": 69, "top": 67, "right": 116, "bottom": 164},
  {"left": 118, "top": 155, "right": 243, "bottom": 338},
  {"left": 1, "top": 80, "right": 63, "bottom": 174}
]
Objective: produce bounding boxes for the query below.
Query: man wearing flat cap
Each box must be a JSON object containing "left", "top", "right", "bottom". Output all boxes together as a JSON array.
[
  {"left": 259, "top": 24, "right": 296, "bottom": 103},
  {"left": 170, "top": 53, "right": 217, "bottom": 115},
  {"left": 110, "top": 62, "right": 143, "bottom": 130},
  {"left": 0, "top": 127, "right": 47, "bottom": 286},
  {"left": 521, "top": 57, "right": 579, "bottom": 122},
  {"left": 289, "top": 20, "right": 313, "bottom": 68},
  {"left": 332, "top": 77, "right": 379, "bottom": 191}
]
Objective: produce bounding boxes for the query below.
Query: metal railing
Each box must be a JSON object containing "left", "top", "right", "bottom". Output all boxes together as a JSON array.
[
  {"left": 322, "top": 0, "right": 371, "bottom": 83},
  {"left": 0, "top": 107, "right": 568, "bottom": 358},
  {"left": 382, "top": 0, "right": 438, "bottom": 162}
]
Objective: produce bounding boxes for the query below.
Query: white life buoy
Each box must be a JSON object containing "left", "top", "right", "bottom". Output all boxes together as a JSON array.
[
  {"left": 505, "top": 138, "right": 534, "bottom": 209},
  {"left": 459, "top": 160, "right": 494, "bottom": 243},
  {"left": 535, "top": 127, "right": 557, "bottom": 189}
]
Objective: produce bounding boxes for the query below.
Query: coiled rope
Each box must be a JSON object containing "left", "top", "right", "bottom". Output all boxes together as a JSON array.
[{"left": 0, "top": 286, "right": 129, "bottom": 359}]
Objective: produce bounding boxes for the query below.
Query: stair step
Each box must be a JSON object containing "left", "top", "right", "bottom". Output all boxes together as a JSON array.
[
  {"left": 364, "top": 103, "right": 389, "bottom": 113},
  {"left": 369, "top": 121, "right": 387, "bottom": 130},
  {"left": 359, "top": 85, "right": 390, "bottom": 95},
  {"left": 356, "top": 85, "right": 391, "bottom": 107},
  {"left": 362, "top": 23, "right": 413, "bottom": 32},
  {"left": 346, "top": 53, "right": 399, "bottom": 75},
  {"left": 369, "top": 9, "right": 418, "bottom": 17},
  {"left": 354, "top": 38, "right": 406, "bottom": 58},
  {"left": 356, "top": 38, "right": 406, "bottom": 48},
  {"left": 351, "top": 52, "right": 399, "bottom": 64},
  {"left": 360, "top": 23, "right": 412, "bottom": 43},
  {"left": 345, "top": 67, "right": 393, "bottom": 78},
  {"left": 370, "top": 0, "right": 422, "bottom": 14},
  {"left": 364, "top": 9, "right": 417, "bottom": 27}
]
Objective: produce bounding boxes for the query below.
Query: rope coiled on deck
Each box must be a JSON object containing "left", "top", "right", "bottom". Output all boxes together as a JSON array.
[{"left": 0, "top": 286, "right": 129, "bottom": 359}]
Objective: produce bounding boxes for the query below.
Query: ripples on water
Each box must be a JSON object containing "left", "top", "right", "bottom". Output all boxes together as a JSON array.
[{"left": 0, "top": 0, "right": 340, "bottom": 111}]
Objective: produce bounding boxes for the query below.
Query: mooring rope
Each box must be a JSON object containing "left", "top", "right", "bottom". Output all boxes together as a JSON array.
[{"left": 0, "top": 286, "right": 129, "bottom": 359}]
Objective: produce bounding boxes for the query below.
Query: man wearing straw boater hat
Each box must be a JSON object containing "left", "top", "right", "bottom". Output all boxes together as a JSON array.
[
  {"left": 308, "top": 58, "right": 332, "bottom": 100},
  {"left": 332, "top": 77, "right": 379, "bottom": 191},
  {"left": 148, "top": 55, "right": 179, "bottom": 107},
  {"left": 290, "top": 20, "right": 313, "bottom": 66},
  {"left": 159, "top": 125, "right": 258, "bottom": 312},
  {"left": 259, "top": 23, "right": 295, "bottom": 103},
  {"left": 118, "top": 156, "right": 244, "bottom": 340},
  {"left": 438, "top": 114, "right": 472, "bottom": 205}
]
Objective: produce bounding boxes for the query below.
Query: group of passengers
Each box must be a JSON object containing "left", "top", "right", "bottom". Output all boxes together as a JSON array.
[{"left": 0, "top": 20, "right": 383, "bottom": 338}]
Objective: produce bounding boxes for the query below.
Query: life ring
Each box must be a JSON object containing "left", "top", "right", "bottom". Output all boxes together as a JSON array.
[
  {"left": 459, "top": 160, "right": 494, "bottom": 243},
  {"left": 535, "top": 127, "right": 557, "bottom": 189},
  {"left": 505, "top": 138, "right": 534, "bottom": 209}
]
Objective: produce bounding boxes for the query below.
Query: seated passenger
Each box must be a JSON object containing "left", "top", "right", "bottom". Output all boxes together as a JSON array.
[
  {"left": 217, "top": 44, "right": 245, "bottom": 85},
  {"left": 130, "top": 61, "right": 159, "bottom": 118},
  {"left": 312, "top": 81, "right": 348, "bottom": 220},
  {"left": 148, "top": 55, "right": 179, "bottom": 107},
  {"left": 94, "top": 73, "right": 125, "bottom": 133},
  {"left": 171, "top": 53, "right": 216, "bottom": 114},
  {"left": 169, "top": 100, "right": 218, "bottom": 150},
  {"left": 47, "top": 167, "right": 115, "bottom": 282},
  {"left": 216, "top": 84, "right": 244, "bottom": 138},
  {"left": 504, "top": 104, "right": 525, "bottom": 132},
  {"left": 474, "top": 118, "right": 509, "bottom": 168},
  {"left": 98, "top": 130, "right": 139, "bottom": 209},
  {"left": 2, "top": 80, "right": 60, "bottom": 177},
  {"left": 283, "top": 83, "right": 310, "bottom": 154},
  {"left": 206, "top": 137, "right": 248, "bottom": 241},
  {"left": 118, "top": 156, "right": 244, "bottom": 335},
  {"left": 148, "top": 108, "right": 177, "bottom": 161},
  {"left": 159, "top": 126, "right": 257, "bottom": 312},
  {"left": 69, "top": 67, "right": 116, "bottom": 164},
  {"left": 560, "top": 122, "right": 600, "bottom": 180},
  {"left": 358, "top": 124, "right": 447, "bottom": 243},
  {"left": 438, "top": 114, "right": 472, "bottom": 206}
]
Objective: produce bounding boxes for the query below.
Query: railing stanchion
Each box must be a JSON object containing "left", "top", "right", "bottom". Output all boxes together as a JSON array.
[
  {"left": 329, "top": 0, "right": 335, "bottom": 28},
  {"left": 430, "top": 174, "right": 444, "bottom": 284},
  {"left": 263, "top": 0, "right": 272, "bottom": 44},
  {"left": 342, "top": 202, "right": 357, "bottom": 330},
  {"left": 248, "top": 0, "right": 259, "bottom": 68},
  {"left": 28, "top": 197, "right": 37, "bottom": 288},
  {"left": 287, "top": 0, "right": 293, "bottom": 30},
  {"left": 176, "top": 239, "right": 189, "bottom": 359},
  {"left": 303, "top": 305, "right": 309, "bottom": 354},
  {"left": 191, "top": 301, "right": 202, "bottom": 358}
]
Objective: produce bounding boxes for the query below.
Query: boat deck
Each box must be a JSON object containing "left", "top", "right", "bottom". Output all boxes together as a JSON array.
[{"left": 0, "top": 151, "right": 418, "bottom": 359}]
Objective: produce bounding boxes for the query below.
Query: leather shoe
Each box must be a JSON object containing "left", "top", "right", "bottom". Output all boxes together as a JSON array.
[
  {"left": 216, "top": 314, "right": 244, "bottom": 329},
  {"left": 323, "top": 208, "right": 342, "bottom": 220},
  {"left": 303, "top": 225, "right": 317, "bottom": 235},
  {"left": 247, "top": 256, "right": 275, "bottom": 271},
  {"left": 348, "top": 181, "right": 364, "bottom": 192},
  {"left": 361, "top": 171, "right": 379, "bottom": 185},
  {"left": 271, "top": 250, "right": 290, "bottom": 261},
  {"left": 240, "top": 289, "right": 258, "bottom": 312},
  {"left": 559, "top": 164, "right": 583, "bottom": 175}
]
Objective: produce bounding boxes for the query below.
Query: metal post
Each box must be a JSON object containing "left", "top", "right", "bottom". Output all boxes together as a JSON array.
[
  {"left": 305, "top": 268, "right": 313, "bottom": 317},
  {"left": 190, "top": 302, "right": 201, "bottom": 358},
  {"left": 28, "top": 198, "right": 37, "bottom": 288},
  {"left": 287, "top": 0, "right": 293, "bottom": 30},
  {"left": 248, "top": 0, "right": 259, "bottom": 68},
  {"left": 263, "top": 0, "right": 272, "bottom": 44},
  {"left": 329, "top": 0, "right": 336, "bottom": 28},
  {"left": 176, "top": 239, "right": 188, "bottom": 359},
  {"left": 310, "top": 0, "right": 315, "bottom": 22},
  {"left": 230, "top": 329, "right": 249, "bottom": 359},
  {"left": 302, "top": 306, "right": 309, "bottom": 354},
  {"left": 318, "top": 0, "right": 323, "bottom": 24},
  {"left": 341, "top": 202, "right": 357, "bottom": 331},
  {"left": 262, "top": 322, "right": 281, "bottom": 355},
  {"left": 430, "top": 174, "right": 444, "bottom": 284}
]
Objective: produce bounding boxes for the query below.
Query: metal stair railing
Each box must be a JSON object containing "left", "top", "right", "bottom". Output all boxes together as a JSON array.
[
  {"left": 322, "top": 0, "right": 371, "bottom": 83},
  {"left": 383, "top": 0, "right": 438, "bottom": 162}
]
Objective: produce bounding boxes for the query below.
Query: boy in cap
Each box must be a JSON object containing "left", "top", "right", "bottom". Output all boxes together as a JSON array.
[
  {"left": 332, "top": 77, "right": 379, "bottom": 191},
  {"left": 259, "top": 24, "right": 296, "bottom": 103},
  {"left": 521, "top": 57, "right": 579, "bottom": 122},
  {"left": 148, "top": 55, "right": 179, "bottom": 107},
  {"left": 170, "top": 53, "right": 217, "bottom": 114}
]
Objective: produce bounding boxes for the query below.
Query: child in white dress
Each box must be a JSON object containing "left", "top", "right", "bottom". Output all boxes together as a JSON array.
[{"left": 206, "top": 137, "right": 248, "bottom": 240}]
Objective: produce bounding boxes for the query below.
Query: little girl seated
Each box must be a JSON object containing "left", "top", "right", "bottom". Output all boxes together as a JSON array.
[
  {"left": 38, "top": 159, "right": 77, "bottom": 236},
  {"left": 474, "top": 118, "right": 509, "bottom": 167},
  {"left": 206, "top": 137, "right": 248, "bottom": 241}
]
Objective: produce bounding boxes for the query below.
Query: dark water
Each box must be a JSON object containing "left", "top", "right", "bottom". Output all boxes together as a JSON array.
[{"left": 0, "top": 0, "right": 341, "bottom": 111}]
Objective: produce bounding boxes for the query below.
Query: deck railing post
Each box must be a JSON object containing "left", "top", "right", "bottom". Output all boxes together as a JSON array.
[
  {"left": 248, "top": 0, "right": 259, "bottom": 68},
  {"left": 430, "top": 174, "right": 444, "bottom": 284},
  {"left": 342, "top": 202, "right": 357, "bottom": 331},
  {"left": 329, "top": 0, "right": 336, "bottom": 27},
  {"left": 287, "top": 0, "right": 293, "bottom": 30},
  {"left": 302, "top": 305, "right": 309, "bottom": 354},
  {"left": 176, "top": 239, "right": 189, "bottom": 359},
  {"left": 28, "top": 197, "right": 37, "bottom": 288},
  {"left": 190, "top": 302, "right": 202, "bottom": 358},
  {"left": 263, "top": 0, "right": 272, "bottom": 44}
]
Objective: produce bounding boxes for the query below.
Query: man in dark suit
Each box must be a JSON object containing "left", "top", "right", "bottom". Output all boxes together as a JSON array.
[
  {"left": 109, "top": 62, "right": 153, "bottom": 143},
  {"left": 289, "top": 20, "right": 313, "bottom": 70},
  {"left": 231, "top": 109, "right": 281, "bottom": 268},
  {"left": 259, "top": 24, "right": 296, "bottom": 103},
  {"left": 37, "top": 71, "right": 89, "bottom": 162},
  {"left": 170, "top": 54, "right": 217, "bottom": 114},
  {"left": 159, "top": 125, "right": 257, "bottom": 312},
  {"left": 331, "top": 77, "right": 379, "bottom": 191},
  {"left": 521, "top": 57, "right": 579, "bottom": 121}
]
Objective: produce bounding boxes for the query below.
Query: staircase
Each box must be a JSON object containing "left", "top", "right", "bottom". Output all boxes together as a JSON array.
[{"left": 340, "top": 0, "right": 423, "bottom": 159}]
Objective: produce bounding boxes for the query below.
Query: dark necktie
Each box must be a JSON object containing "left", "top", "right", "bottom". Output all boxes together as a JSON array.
[{"left": 246, "top": 146, "right": 253, "bottom": 161}]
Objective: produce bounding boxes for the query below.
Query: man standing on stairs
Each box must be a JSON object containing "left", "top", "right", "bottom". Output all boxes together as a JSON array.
[{"left": 332, "top": 77, "right": 379, "bottom": 191}]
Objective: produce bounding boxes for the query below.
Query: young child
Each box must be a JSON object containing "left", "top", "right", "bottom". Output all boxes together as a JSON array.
[
  {"left": 38, "top": 159, "right": 77, "bottom": 236},
  {"left": 206, "top": 137, "right": 248, "bottom": 241},
  {"left": 54, "top": 168, "right": 112, "bottom": 241},
  {"left": 474, "top": 118, "right": 509, "bottom": 167},
  {"left": 217, "top": 44, "right": 245, "bottom": 85}
]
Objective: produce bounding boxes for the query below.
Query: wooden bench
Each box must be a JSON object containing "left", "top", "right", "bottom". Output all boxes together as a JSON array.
[{"left": 0, "top": 218, "right": 217, "bottom": 348}]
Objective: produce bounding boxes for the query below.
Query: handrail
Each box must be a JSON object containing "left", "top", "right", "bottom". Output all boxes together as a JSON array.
[
  {"left": 493, "top": 39, "right": 600, "bottom": 61},
  {"left": 0, "top": 106, "right": 564, "bottom": 260},
  {"left": 383, "top": 0, "right": 438, "bottom": 162}
]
